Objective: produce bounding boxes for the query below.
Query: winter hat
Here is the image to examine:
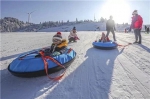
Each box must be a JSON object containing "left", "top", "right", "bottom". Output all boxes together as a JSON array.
[
  {"left": 57, "top": 32, "right": 61, "bottom": 35},
  {"left": 132, "top": 10, "right": 138, "bottom": 15},
  {"left": 53, "top": 34, "right": 62, "bottom": 41},
  {"left": 73, "top": 27, "right": 76, "bottom": 30}
]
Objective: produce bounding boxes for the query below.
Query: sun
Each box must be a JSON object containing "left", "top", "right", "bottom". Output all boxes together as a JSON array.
[{"left": 99, "top": 0, "right": 131, "bottom": 24}]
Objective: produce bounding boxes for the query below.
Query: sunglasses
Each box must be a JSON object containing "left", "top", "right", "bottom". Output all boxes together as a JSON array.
[{"left": 53, "top": 39, "right": 61, "bottom": 42}]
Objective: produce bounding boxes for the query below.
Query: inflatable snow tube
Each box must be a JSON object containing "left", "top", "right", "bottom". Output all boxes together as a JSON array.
[
  {"left": 92, "top": 41, "right": 117, "bottom": 50},
  {"left": 8, "top": 48, "right": 76, "bottom": 77}
]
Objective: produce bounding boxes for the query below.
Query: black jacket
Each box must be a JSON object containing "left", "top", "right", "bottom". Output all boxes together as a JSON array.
[
  {"left": 106, "top": 19, "right": 115, "bottom": 31},
  {"left": 50, "top": 39, "right": 67, "bottom": 53}
]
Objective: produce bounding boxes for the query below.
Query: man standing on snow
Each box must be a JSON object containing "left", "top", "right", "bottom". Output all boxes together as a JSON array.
[
  {"left": 105, "top": 16, "right": 116, "bottom": 42},
  {"left": 130, "top": 10, "right": 143, "bottom": 44}
]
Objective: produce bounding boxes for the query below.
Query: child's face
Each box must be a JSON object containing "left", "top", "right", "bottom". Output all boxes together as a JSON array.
[
  {"left": 57, "top": 34, "right": 61, "bottom": 36},
  {"left": 53, "top": 39, "right": 61, "bottom": 44},
  {"left": 102, "top": 33, "right": 105, "bottom": 36},
  {"left": 73, "top": 30, "right": 76, "bottom": 33},
  {"left": 132, "top": 13, "right": 135, "bottom": 16}
]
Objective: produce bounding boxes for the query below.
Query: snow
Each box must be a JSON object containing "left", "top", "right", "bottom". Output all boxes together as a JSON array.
[{"left": 1, "top": 31, "right": 150, "bottom": 99}]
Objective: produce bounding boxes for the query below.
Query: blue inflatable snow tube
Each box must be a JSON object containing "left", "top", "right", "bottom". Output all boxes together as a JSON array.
[
  {"left": 8, "top": 48, "right": 76, "bottom": 77},
  {"left": 92, "top": 41, "right": 117, "bottom": 50}
]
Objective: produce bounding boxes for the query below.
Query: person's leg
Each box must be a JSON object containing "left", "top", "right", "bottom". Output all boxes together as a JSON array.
[
  {"left": 105, "top": 30, "right": 110, "bottom": 38},
  {"left": 110, "top": 29, "right": 116, "bottom": 41},
  {"left": 137, "top": 29, "right": 142, "bottom": 44},
  {"left": 69, "top": 38, "right": 71, "bottom": 42},
  {"left": 72, "top": 37, "right": 76, "bottom": 42},
  {"left": 69, "top": 37, "right": 74, "bottom": 42},
  {"left": 134, "top": 29, "right": 138, "bottom": 43}
]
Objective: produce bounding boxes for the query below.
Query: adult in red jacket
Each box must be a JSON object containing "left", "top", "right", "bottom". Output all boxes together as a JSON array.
[{"left": 130, "top": 10, "right": 143, "bottom": 44}]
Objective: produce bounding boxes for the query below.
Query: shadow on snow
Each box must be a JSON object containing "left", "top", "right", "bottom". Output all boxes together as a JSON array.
[{"left": 1, "top": 47, "right": 124, "bottom": 99}]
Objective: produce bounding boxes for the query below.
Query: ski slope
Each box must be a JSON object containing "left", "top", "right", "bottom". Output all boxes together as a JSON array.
[
  {"left": 37, "top": 21, "right": 148, "bottom": 33},
  {"left": 38, "top": 22, "right": 106, "bottom": 32},
  {"left": 1, "top": 32, "right": 150, "bottom": 99}
]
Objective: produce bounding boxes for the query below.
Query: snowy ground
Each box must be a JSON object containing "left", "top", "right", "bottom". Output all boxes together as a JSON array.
[{"left": 1, "top": 31, "right": 150, "bottom": 99}]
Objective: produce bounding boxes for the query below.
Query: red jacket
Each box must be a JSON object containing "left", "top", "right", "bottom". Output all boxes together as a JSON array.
[{"left": 131, "top": 15, "right": 143, "bottom": 29}]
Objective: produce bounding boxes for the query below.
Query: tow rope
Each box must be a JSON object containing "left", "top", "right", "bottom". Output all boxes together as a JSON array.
[
  {"left": 19, "top": 48, "right": 72, "bottom": 81},
  {"left": 39, "top": 48, "right": 72, "bottom": 81},
  {"left": 116, "top": 43, "right": 132, "bottom": 48},
  {"left": 39, "top": 51, "right": 66, "bottom": 81}
]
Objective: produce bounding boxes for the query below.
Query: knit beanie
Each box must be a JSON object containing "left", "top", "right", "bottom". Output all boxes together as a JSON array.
[
  {"left": 53, "top": 34, "right": 62, "bottom": 41},
  {"left": 57, "top": 32, "right": 61, "bottom": 35},
  {"left": 73, "top": 27, "right": 76, "bottom": 30},
  {"left": 132, "top": 10, "right": 138, "bottom": 15}
]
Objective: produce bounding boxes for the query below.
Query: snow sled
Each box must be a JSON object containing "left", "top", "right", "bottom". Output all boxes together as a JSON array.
[
  {"left": 68, "top": 37, "right": 79, "bottom": 43},
  {"left": 92, "top": 41, "right": 117, "bottom": 50},
  {"left": 8, "top": 48, "right": 76, "bottom": 78}
]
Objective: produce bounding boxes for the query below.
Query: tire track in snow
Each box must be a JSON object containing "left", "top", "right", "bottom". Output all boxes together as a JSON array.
[
  {"left": 123, "top": 50, "right": 150, "bottom": 75},
  {"left": 117, "top": 55, "right": 150, "bottom": 99},
  {"left": 112, "top": 57, "right": 144, "bottom": 99},
  {"left": 115, "top": 33, "right": 150, "bottom": 76}
]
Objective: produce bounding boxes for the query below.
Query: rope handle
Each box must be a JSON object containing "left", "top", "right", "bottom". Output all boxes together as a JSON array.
[
  {"left": 39, "top": 51, "right": 66, "bottom": 81},
  {"left": 117, "top": 43, "right": 132, "bottom": 47},
  {"left": 19, "top": 48, "right": 72, "bottom": 80}
]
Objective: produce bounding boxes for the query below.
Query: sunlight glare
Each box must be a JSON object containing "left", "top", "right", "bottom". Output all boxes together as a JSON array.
[{"left": 100, "top": 0, "right": 131, "bottom": 24}]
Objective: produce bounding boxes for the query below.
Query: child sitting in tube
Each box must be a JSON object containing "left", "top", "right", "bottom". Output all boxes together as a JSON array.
[
  {"left": 44, "top": 32, "right": 68, "bottom": 56},
  {"left": 99, "top": 32, "right": 110, "bottom": 42}
]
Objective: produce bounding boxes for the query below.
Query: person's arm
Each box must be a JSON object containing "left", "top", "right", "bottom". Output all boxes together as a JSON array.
[
  {"left": 106, "top": 21, "right": 108, "bottom": 31},
  {"left": 70, "top": 31, "right": 74, "bottom": 37},
  {"left": 113, "top": 20, "right": 116, "bottom": 31},
  {"left": 129, "top": 17, "right": 134, "bottom": 31},
  {"left": 50, "top": 43, "right": 55, "bottom": 53},
  {"left": 51, "top": 46, "right": 66, "bottom": 56},
  {"left": 113, "top": 20, "right": 115, "bottom": 27},
  {"left": 74, "top": 33, "right": 78, "bottom": 37},
  {"left": 131, "top": 16, "right": 138, "bottom": 29},
  {"left": 60, "top": 46, "right": 67, "bottom": 53},
  {"left": 139, "top": 16, "right": 143, "bottom": 29}
]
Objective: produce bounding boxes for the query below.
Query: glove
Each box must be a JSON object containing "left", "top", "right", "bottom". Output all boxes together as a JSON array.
[{"left": 52, "top": 51, "right": 61, "bottom": 56}]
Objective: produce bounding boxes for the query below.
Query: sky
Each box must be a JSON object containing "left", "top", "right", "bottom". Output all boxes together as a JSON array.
[{"left": 1, "top": 0, "right": 150, "bottom": 25}]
